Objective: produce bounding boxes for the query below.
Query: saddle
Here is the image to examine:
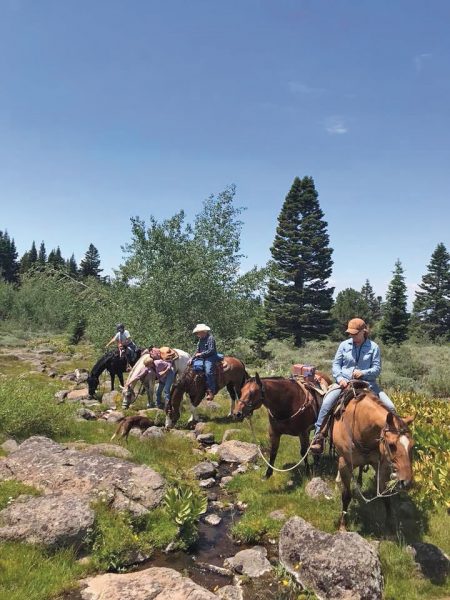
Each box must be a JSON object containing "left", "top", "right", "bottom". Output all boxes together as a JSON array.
[
  {"left": 291, "top": 374, "right": 324, "bottom": 418},
  {"left": 320, "top": 381, "right": 371, "bottom": 439}
]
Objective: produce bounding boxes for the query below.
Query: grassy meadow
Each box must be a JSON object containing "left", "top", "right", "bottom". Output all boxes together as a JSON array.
[{"left": 0, "top": 327, "right": 449, "bottom": 600}]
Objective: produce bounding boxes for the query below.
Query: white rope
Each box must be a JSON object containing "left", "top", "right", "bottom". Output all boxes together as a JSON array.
[{"left": 247, "top": 414, "right": 313, "bottom": 473}]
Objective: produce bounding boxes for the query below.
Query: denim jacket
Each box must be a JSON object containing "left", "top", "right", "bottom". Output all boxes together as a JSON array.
[
  {"left": 196, "top": 333, "right": 218, "bottom": 360},
  {"left": 332, "top": 338, "right": 381, "bottom": 394}
]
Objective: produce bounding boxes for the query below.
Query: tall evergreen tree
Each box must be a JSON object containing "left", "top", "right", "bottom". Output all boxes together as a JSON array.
[
  {"left": 20, "top": 241, "right": 38, "bottom": 274},
  {"left": 80, "top": 243, "right": 103, "bottom": 279},
  {"left": 264, "top": 176, "right": 334, "bottom": 346},
  {"left": 0, "top": 230, "right": 19, "bottom": 283},
  {"left": 48, "top": 246, "right": 65, "bottom": 270},
  {"left": 29, "top": 241, "right": 38, "bottom": 263},
  {"left": 332, "top": 288, "right": 370, "bottom": 337},
  {"left": 360, "top": 279, "right": 381, "bottom": 323},
  {"left": 412, "top": 243, "right": 450, "bottom": 341},
  {"left": 379, "top": 260, "right": 409, "bottom": 345},
  {"left": 66, "top": 253, "right": 79, "bottom": 278},
  {"left": 38, "top": 241, "right": 47, "bottom": 264}
]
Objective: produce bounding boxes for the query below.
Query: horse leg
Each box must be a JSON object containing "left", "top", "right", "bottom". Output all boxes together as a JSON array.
[
  {"left": 338, "top": 456, "right": 352, "bottom": 531},
  {"left": 118, "top": 371, "right": 124, "bottom": 388},
  {"left": 226, "top": 383, "right": 236, "bottom": 418},
  {"left": 187, "top": 400, "right": 199, "bottom": 428},
  {"left": 300, "top": 430, "right": 310, "bottom": 475},
  {"left": 110, "top": 371, "right": 115, "bottom": 392},
  {"left": 265, "top": 426, "right": 280, "bottom": 480}
]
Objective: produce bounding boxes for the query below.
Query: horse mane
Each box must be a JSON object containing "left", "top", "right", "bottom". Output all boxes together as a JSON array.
[{"left": 90, "top": 351, "right": 116, "bottom": 377}]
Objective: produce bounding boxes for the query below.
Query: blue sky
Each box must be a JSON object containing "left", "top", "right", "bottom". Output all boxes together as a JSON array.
[{"left": 1, "top": 0, "right": 449, "bottom": 303}]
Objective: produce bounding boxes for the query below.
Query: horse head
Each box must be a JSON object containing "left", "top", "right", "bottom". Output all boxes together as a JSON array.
[
  {"left": 121, "top": 385, "right": 136, "bottom": 409},
  {"left": 87, "top": 374, "right": 99, "bottom": 398},
  {"left": 233, "top": 372, "right": 264, "bottom": 420},
  {"left": 380, "top": 412, "right": 414, "bottom": 490}
]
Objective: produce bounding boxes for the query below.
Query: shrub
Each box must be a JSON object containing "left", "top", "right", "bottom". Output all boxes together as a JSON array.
[{"left": 163, "top": 484, "right": 207, "bottom": 548}]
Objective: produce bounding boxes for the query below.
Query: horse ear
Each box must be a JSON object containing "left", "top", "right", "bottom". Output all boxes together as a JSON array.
[
  {"left": 402, "top": 415, "right": 414, "bottom": 427},
  {"left": 386, "top": 411, "right": 396, "bottom": 430},
  {"left": 255, "top": 372, "right": 262, "bottom": 386}
]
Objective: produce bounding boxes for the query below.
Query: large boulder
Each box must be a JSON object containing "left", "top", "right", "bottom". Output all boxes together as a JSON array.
[
  {"left": 279, "top": 517, "right": 383, "bottom": 600},
  {"left": 0, "top": 436, "right": 166, "bottom": 516},
  {"left": 305, "top": 477, "right": 333, "bottom": 500},
  {"left": 101, "top": 390, "right": 121, "bottom": 408},
  {"left": 224, "top": 546, "right": 272, "bottom": 578},
  {"left": 0, "top": 493, "right": 94, "bottom": 549},
  {"left": 408, "top": 542, "right": 450, "bottom": 584},
  {"left": 217, "top": 440, "right": 259, "bottom": 464},
  {"left": 79, "top": 567, "right": 217, "bottom": 599}
]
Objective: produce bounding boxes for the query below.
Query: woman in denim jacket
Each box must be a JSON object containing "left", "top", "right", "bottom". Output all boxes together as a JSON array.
[{"left": 311, "top": 318, "right": 396, "bottom": 454}]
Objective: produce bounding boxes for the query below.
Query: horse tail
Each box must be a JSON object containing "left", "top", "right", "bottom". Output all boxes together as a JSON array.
[{"left": 110, "top": 416, "right": 125, "bottom": 441}]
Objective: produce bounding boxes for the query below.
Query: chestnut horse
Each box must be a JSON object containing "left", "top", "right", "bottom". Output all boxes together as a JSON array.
[
  {"left": 233, "top": 372, "right": 331, "bottom": 479},
  {"left": 165, "top": 356, "right": 248, "bottom": 429},
  {"left": 332, "top": 392, "right": 414, "bottom": 530}
]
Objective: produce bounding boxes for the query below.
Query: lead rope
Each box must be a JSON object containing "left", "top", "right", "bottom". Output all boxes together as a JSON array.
[{"left": 247, "top": 414, "right": 314, "bottom": 473}]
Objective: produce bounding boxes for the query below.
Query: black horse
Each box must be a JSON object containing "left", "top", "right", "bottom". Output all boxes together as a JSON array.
[{"left": 87, "top": 348, "right": 141, "bottom": 398}]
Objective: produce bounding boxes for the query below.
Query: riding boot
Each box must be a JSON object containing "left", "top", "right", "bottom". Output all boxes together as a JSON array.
[{"left": 311, "top": 432, "right": 325, "bottom": 454}]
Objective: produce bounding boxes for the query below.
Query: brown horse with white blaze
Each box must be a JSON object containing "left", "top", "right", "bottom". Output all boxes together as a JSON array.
[
  {"left": 233, "top": 372, "right": 331, "bottom": 479},
  {"left": 332, "top": 392, "right": 414, "bottom": 531},
  {"left": 165, "top": 356, "right": 248, "bottom": 428}
]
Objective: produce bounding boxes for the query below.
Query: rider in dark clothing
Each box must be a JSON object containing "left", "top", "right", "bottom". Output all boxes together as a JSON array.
[{"left": 193, "top": 323, "right": 220, "bottom": 401}]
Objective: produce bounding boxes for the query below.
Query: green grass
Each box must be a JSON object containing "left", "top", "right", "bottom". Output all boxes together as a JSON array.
[
  {"left": 0, "top": 543, "right": 86, "bottom": 600},
  {"left": 0, "top": 481, "right": 41, "bottom": 510}
]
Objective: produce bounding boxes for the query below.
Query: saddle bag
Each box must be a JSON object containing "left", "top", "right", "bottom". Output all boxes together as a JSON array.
[{"left": 291, "top": 364, "right": 316, "bottom": 381}]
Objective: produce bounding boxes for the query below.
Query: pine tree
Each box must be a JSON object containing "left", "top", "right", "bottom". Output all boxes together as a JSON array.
[
  {"left": 379, "top": 260, "right": 409, "bottom": 345},
  {"left": 66, "top": 254, "right": 78, "bottom": 278},
  {"left": 360, "top": 279, "right": 381, "bottom": 323},
  {"left": 332, "top": 288, "right": 370, "bottom": 337},
  {"left": 412, "top": 243, "right": 450, "bottom": 341},
  {"left": 20, "top": 241, "right": 38, "bottom": 274},
  {"left": 38, "top": 241, "right": 47, "bottom": 264},
  {"left": 29, "top": 241, "right": 38, "bottom": 263},
  {"left": 0, "top": 230, "right": 19, "bottom": 283},
  {"left": 80, "top": 243, "right": 103, "bottom": 279},
  {"left": 264, "top": 176, "right": 334, "bottom": 346},
  {"left": 48, "top": 246, "right": 65, "bottom": 270}
]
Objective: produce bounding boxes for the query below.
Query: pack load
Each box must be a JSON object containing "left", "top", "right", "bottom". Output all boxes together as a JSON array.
[{"left": 291, "top": 364, "right": 316, "bottom": 381}]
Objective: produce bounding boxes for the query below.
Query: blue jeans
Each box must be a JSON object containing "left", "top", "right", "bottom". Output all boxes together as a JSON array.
[
  {"left": 204, "top": 357, "right": 219, "bottom": 394},
  {"left": 314, "top": 387, "right": 396, "bottom": 434},
  {"left": 155, "top": 370, "right": 175, "bottom": 408}
]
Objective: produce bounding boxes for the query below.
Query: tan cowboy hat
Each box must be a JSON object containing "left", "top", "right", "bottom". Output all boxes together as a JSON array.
[{"left": 192, "top": 323, "right": 211, "bottom": 333}]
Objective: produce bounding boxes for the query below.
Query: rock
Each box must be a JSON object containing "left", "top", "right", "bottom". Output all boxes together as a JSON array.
[
  {"left": 66, "top": 389, "right": 90, "bottom": 402},
  {"left": 54, "top": 390, "right": 69, "bottom": 403},
  {"left": 206, "top": 444, "right": 220, "bottom": 454},
  {"left": 76, "top": 408, "right": 97, "bottom": 420},
  {"left": 61, "top": 373, "right": 77, "bottom": 382},
  {"left": 204, "top": 513, "right": 222, "bottom": 526},
  {"left": 305, "top": 477, "right": 333, "bottom": 500},
  {"left": 69, "top": 443, "right": 133, "bottom": 460},
  {"left": 191, "top": 461, "right": 217, "bottom": 480},
  {"left": 79, "top": 567, "right": 217, "bottom": 599},
  {"left": 217, "top": 440, "right": 259, "bottom": 464},
  {"left": 269, "top": 509, "right": 287, "bottom": 521},
  {"left": 235, "top": 501, "right": 247, "bottom": 511},
  {"left": 224, "top": 546, "right": 272, "bottom": 578},
  {"left": 75, "top": 368, "right": 89, "bottom": 383},
  {"left": 0, "top": 493, "right": 94, "bottom": 550},
  {"left": 408, "top": 542, "right": 450, "bottom": 584},
  {"left": 207, "top": 492, "right": 218, "bottom": 501},
  {"left": 101, "top": 390, "right": 121, "bottom": 409},
  {"left": 194, "top": 422, "right": 207, "bottom": 435},
  {"left": 170, "top": 430, "right": 197, "bottom": 441},
  {"left": 81, "top": 400, "right": 102, "bottom": 409},
  {"left": 216, "top": 585, "right": 243, "bottom": 600},
  {"left": 231, "top": 464, "right": 248, "bottom": 476},
  {"left": 199, "top": 478, "right": 216, "bottom": 489},
  {"left": 1, "top": 439, "right": 19, "bottom": 454},
  {"left": 279, "top": 516, "right": 383, "bottom": 599},
  {"left": 219, "top": 476, "right": 233, "bottom": 487},
  {"left": 204, "top": 401, "right": 221, "bottom": 411},
  {"left": 141, "top": 426, "right": 165, "bottom": 439},
  {"left": 221, "top": 429, "right": 242, "bottom": 443},
  {"left": 197, "top": 433, "right": 215, "bottom": 445},
  {"left": 47, "top": 370, "right": 58, "bottom": 378},
  {"left": 105, "top": 411, "right": 125, "bottom": 422},
  {"left": 1, "top": 436, "right": 166, "bottom": 517},
  {"left": 34, "top": 348, "right": 54, "bottom": 355}
]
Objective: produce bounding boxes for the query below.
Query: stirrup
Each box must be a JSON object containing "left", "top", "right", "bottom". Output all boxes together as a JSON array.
[{"left": 311, "top": 433, "right": 325, "bottom": 454}]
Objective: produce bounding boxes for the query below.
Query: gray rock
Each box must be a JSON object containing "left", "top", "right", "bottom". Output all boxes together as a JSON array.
[
  {"left": 219, "top": 476, "right": 233, "bottom": 487},
  {"left": 269, "top": 509, "right": 287, "bottom": 521},
  {"left": 279, "top": 516, "right": 383, "bottom": 599},
  {"left": 141, "top": 426, "right": 165, "bottom": 439},
  {"left": 75, "top": 368, "right": 89, "bottom": 383},
  {"left": 305, "top": 477, "right": 333, "bottom": 500},
  {"left": 216, "top": 585, "right": 243, "bottom": 600},
  {"left": 1, "top": 436, "right": 166, "bottom": 517},
  {"left": 197, "top": 433, "right": 215, "bottom": 445},
  {"left": 194, "top": 422, "right": 207, "bottom": 435},
  {"left": 1, "top": 439, "right": 19, "bottom": 454},
  {"left": 217, "top": 440, "right": 259, "bottom": 464},
  {"left": 224, "top": 546, "right": 272, "bottom": 578},
  {"left": 204, "top": 513, "right": 222, "bottom": 526},
  {"left": 408, "top": 542, "right": 450, "bottom": 584},
  {"left": 105, "top": 411, "right": 125, "bottom": 422},
  {"left": 54, "top": 390, "right": 69, "bottom": 403},
  {"left": 0, "top": 493, "right": 94, "bottom": 550},
  {"left": 199, "top": 478, "right": 216, "bottom": 489},
  {"left": 81, "top": 400, "right": 102, "bottom": 409},
  {"left": 61, "top": 373, "right": 77, "bottom": 382},
  {"left": 191, "top": 461, "right": 217, "bottom": 480},
  {"left": 47, "top": 370, "right": 58, "bottom": 378},
  {"left": 66, "top": 389, "right": 90, "bottom": 402},
  {"left": 221, "top": 429, "right": 242, "bottom": 443},
  {"left": 76, "top": 408, "right": 97, "bottom": 420},
  {"left": 79, "top": 567, "right": 217, "bottom": 599},
  {"left": 231, "top": 464, "right": 248, "bottom": 476},
  {"left": 206, "top": 443, "right": 220, "bottom": 454},
  {"left": 67, "top": 443, "right": 133, "bottom": 460},
  {"left": 101, "top": 390, "right": 121, "bottom": 409}
]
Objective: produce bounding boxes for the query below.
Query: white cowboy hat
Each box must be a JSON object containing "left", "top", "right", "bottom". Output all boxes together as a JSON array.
[{"left": 192, "top": 323, "right": 211, "bottom": 333}]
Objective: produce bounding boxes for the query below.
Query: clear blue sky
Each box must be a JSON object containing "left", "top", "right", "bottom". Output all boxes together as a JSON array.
[{"left": 1, "top": 0, "right": 449, "bottom": 302}]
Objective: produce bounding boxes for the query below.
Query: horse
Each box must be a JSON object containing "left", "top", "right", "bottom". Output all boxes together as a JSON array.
[
  {"left": 121, "top": 349, "right": 191, "bottom": 410},
  {"left": 331, "top": 390, "right": 414, "bottom": 531},
  {"left": 87, "top": 348, "right": 141, "bottom": 398},
  {"left": 165, "top": 356, "right": 248, "bottom": 429},
  {"left": 233, "top": 372, "right": 331, "bottom": 479}
]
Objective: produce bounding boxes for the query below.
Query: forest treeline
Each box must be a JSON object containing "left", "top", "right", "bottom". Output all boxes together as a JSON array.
[{"left": 1, "top": 178, "right": 449, "bottom": 349}]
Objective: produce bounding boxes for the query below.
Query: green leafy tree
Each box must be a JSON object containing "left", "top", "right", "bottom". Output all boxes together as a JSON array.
[
  {"left": 80, "top": 243, "right": 103, "bottom": 279},
  {"left": 379, "top": 260, "right": 409, "bottom": 345},
  {"left": 0, "top": 230, "right": 19, "bottom": 283},
  {"left": 264, "top": 176, "right": 334, "bottom": 346},
  {"left": 411, "top": 243, "right": 450, "bottom": 341},
  {"left": 360, "top": 279, "right": 381, "bottom": 323},
  {"left": 38, "top": 241, "right": 47, "bottom": 265},
  {"left": 331, "top": 288, "right": 370, "bottom": 338}
]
